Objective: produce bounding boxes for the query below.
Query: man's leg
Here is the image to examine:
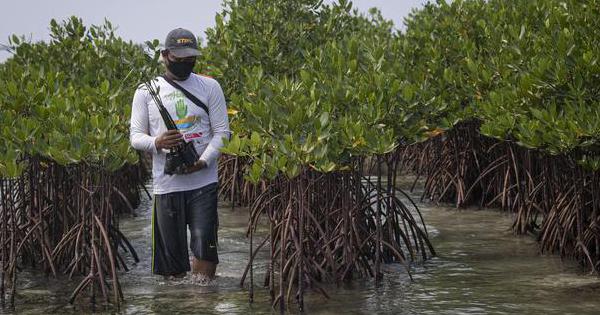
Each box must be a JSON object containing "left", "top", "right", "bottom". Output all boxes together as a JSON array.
[
  {"left": 152, "top": 192, "right": 191, "bottom": 277},
  {"left": 192, "top": 257, "right": 216, "bottom": 278},
  {"left": 185, "top": 183, "right": 219, "bottom": 279}
]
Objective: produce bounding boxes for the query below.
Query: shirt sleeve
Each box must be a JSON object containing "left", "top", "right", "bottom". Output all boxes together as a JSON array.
[
  {"left": 199, "top": 79, "right": 231, "bottom": 166},
  {"left": 130, "top": 87, "right": 159, "bottom": 154}
]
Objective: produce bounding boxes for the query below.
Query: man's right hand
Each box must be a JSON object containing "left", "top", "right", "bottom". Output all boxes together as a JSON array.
[{"left": 155, "top": 130, "right": 184, "bottom": 150}]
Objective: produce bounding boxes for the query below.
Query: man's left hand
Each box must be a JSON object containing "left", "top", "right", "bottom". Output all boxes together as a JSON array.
[{"left": 183, "top": 159, "right": 207, "bottom": 174}]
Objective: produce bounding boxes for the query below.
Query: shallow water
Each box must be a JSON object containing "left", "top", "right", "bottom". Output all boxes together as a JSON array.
[{"left": 7, "top": 180, "right": 600, "bottom": 314}]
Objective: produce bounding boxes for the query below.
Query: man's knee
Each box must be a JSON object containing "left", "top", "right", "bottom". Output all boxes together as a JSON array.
[{"left": 190, "top": 228, "right": 218, "bottom": 261}]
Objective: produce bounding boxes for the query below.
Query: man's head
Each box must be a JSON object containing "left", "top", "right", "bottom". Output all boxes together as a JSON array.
[{"left": 162, "top": 28, "right": 200, "bottom": 80}]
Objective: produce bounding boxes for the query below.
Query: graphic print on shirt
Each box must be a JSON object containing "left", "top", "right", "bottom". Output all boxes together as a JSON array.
[{"left": 166, "top": 90, "right": 203, "bottom": 141}]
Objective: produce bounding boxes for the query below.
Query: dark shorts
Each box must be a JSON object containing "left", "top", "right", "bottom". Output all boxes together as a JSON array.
[{"left": 151, "top": 183, "right": 219, "bottom": 276}]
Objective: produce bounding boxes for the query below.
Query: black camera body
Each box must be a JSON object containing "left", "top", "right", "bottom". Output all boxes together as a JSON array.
[{"left": 164, "top": 141, "right": 200, "bottom": 175}]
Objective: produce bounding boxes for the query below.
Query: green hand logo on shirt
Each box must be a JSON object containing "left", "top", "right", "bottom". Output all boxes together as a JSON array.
[
  {"left": 167, "top": 90, "right": 188, "bottom": 120},
  {"left": 176, "top": 99, "right": 187, "bottom": 120}
]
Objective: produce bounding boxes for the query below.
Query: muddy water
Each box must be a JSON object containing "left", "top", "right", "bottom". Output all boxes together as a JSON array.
[{"left": 8, "top": 181, "right": 600, "bottom": 314}]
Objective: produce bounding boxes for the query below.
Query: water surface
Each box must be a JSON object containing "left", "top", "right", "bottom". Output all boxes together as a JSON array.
[{"left": 9, "top": 181, "right": 600, "bottom": 314}]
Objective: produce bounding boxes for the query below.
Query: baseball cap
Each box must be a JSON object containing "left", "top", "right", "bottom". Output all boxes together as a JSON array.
[{"left": 164, "top": 28, "right": 201, "bottom": 58}]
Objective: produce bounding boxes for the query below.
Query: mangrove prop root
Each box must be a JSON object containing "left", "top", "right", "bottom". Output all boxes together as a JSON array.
[
  {"left": 399, "top": 120, "right": 600, "bottom": 273},
  {"left": 0, "top": 157, "right": 145, "bottom": 309},
  {"left": 229, "top": 156, "right": 434, "bottom": 311}
]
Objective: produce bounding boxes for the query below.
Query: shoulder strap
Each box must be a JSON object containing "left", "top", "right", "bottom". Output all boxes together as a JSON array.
[{"left": 160, "top": 75, "right": 210, "bottom": 116}]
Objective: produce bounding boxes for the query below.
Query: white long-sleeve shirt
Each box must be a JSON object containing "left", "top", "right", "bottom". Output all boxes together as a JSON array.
[{"left": 130, "top": 74, "right": 230, "bottom": 194}]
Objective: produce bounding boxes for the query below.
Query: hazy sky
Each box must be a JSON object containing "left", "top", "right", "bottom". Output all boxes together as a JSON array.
[{"left": 0, "top": 0, "right": 427, "bottom": 61}]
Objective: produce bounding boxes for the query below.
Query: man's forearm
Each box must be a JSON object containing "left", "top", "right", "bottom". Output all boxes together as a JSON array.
[
  {"left": 199, "top": 132, "right": 229, "bottom": 166},
  {"left": 131, "top": 132, "right": 158, "bottom": 154}
]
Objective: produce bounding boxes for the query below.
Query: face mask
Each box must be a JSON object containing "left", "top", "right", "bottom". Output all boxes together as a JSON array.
[{"left": 166, "top": 59, "right": 195, "bottom": 79}]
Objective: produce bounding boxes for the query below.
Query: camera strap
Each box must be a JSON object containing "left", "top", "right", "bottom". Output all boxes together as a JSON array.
[{"left": 161, "top": 75, "right": 210, "bottom": 116}]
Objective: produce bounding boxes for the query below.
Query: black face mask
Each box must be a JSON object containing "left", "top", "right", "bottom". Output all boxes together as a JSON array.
[{"left": 166, "top": 59, "right": 195, "bottom": 79}]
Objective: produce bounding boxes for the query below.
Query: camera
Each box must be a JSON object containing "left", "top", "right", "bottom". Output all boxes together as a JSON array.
[{"left": 164, "top": 141, "right": 200, "bottom": 175}]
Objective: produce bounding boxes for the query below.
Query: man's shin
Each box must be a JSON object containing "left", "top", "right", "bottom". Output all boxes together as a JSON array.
[{"left": 192, "top": 256, "right": 217, "bottom": 279}]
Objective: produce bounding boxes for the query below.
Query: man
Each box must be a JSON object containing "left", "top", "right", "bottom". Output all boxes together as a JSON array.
[{"left": 129, "top": 28, "right": 230, "bottom": 281}]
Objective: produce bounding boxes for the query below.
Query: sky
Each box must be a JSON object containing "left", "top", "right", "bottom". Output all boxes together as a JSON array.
[{"left": 0, "top": 0, "right": 427, "bottom": 61}]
